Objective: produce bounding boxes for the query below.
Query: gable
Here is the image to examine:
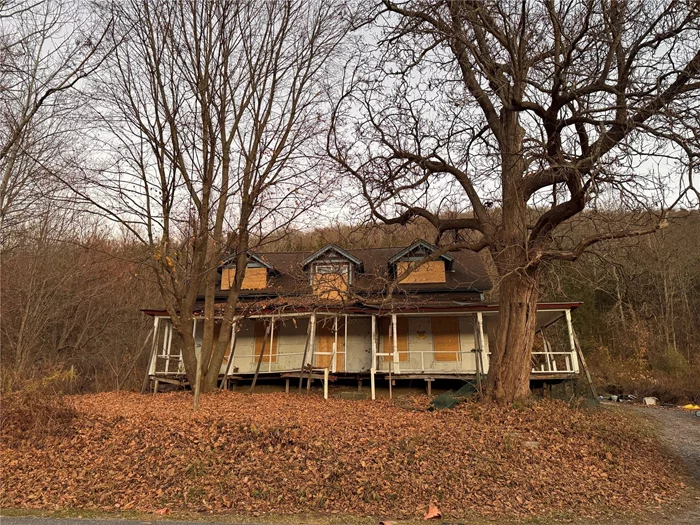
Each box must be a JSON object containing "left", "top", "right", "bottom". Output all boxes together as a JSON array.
[
  {"left": 219, "top": 251, "right": 273, "bottom": 291},
  {"left": 301, "top": 244, "right": 363, "bottom": 269},
  {"left": 390, "top": 240, "right": 452, "bottom": 284}
]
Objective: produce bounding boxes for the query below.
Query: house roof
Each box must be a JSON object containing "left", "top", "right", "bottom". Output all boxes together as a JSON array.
[
  {"left": 143, "top": 243, "right": 495, "bottom": 315},
  {"left": 221, "top": 251, "right": 274, "bottom": 270},
  {"left": 233, "top": 244, "right": 492, "bottom": 297}
]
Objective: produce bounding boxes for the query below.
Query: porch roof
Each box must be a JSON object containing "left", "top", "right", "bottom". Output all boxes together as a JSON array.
[{"left": 141, "top": 300, "right": 582, "bottom": 318}]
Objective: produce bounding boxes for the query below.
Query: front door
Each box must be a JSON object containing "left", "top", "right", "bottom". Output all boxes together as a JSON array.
[{"left": 315, "top": 318, "right": 345, "bottom": 372}]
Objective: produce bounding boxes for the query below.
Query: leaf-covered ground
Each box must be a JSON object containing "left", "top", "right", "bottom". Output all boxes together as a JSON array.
[{"left": 0, "top": 392, "right": 687, "bottom": 520}]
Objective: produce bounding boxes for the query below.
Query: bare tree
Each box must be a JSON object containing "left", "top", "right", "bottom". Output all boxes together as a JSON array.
[
  {"left": 329, "top": 0, "right": 700, "bottom": 402},
  {"left": 79, "top": 0, "right": 351, "bottom": 404},
  {"left": 0, "top": 208, "right": 156, "bottom": 392},
  {"left": 0, "top": 0, "right": 111, "bottom": 234}
]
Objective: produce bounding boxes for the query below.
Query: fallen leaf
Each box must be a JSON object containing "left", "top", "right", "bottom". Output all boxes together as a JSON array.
[{"left": 424, "top": 504, "right": 442, "bottom": 520}]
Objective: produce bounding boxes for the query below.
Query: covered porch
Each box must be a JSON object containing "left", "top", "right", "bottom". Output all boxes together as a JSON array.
[{"left": 143, "top": 302, "right": 583, "bottom": 398}]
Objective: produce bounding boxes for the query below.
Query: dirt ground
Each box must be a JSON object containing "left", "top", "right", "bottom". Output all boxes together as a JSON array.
[{"left": 623, "top": 406, "right": 700, "bottom": 525}]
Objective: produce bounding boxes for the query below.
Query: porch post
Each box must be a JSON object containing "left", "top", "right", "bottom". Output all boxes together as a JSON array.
[
  {"left": 344, "top": 314, "right": 348, "bottom": 372},
  {"left": 370, "top": 315, "right": 377, "bottom": 400},
  {"left": 307, "top": 313, "right": 317, "bottom": 391},
  {"left": 268, "top": 317, "right": 275, "bottom": 373},
  {"left": 298, "top": 315, "right": 314, "bottom": 392},
  {"left": 391, "top": 313, "right": 399, "bottom": 374},
  {"left": 164, "top": 321, "right": 173, "bottom": 374},
  {"left": 308, "top": 313, "right": 317, "bottom": 368},
  {"left": 473, "top": 314, "right": 482, "bottom": 394},
  {"left": 565, "top": 309, "right": 580, "bottom": 373},
  {"left": 476, "top": 312, "right": 486, "bottom": 376},
  {"left": 160, "top": 317, "right": 170, "bottom": 372},
  {"left": 148, "top": 317, "right": 159, "bottom": 376},
  {"left": 331, "top": 316, "right": 338, "bottom": 373},
  {"left": 220, "top": 320, "right": 238, "bottom": 390}
]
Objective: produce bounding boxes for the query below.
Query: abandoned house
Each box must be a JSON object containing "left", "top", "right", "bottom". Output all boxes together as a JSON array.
[{"left": 142, "top": 240, "right": 583, "bottom": 397}]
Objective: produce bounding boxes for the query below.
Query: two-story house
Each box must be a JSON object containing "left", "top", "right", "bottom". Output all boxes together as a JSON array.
[{"left": 142, "top": 240, "right": 582, "bottom": 397}]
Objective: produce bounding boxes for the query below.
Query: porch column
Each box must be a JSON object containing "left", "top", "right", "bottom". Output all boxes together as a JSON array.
[
  {"left": 565, "top": 309, "right": 580, "bottom": 373},
  {"left": 307, "top": 313, "right": 317, "bottom": 368},
  {"left": 344, "top": 314, "right": 348, "bottom": 372},
  {"left": 476, "top": 312, "right": 486, "bottom": 375},
  {"left": 268, "top": 316, "right": 275, "bottom": 373},
  {"left": 391, "top": 313, "right": 399, "bottom": 374},
  {"left": 370, "top": 315, "right": 377, "bottom": 400},
  {"left": 221, "top": 320, "right": 237, "bottom": 387},
  {"left": 148, "top": 317, "right": 160, "bottom": 376},
  {"left": 164, "top": 321, "right": 173, "bottom": 374},
  {"left": 331, "top": 316, "right": 338, "bottom": 373}
]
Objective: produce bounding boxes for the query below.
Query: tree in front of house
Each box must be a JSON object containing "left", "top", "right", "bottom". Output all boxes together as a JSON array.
[
  {"left": 329, "top": 0, "right": 700, "bottom": 403},
  {"left": 84, "top": 0, "right": 352, "bottom": 405}
]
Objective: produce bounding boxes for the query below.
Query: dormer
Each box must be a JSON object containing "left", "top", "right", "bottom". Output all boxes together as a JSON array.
[
  {"left": 388, "top": 240, "right": 454, "bottom": 284},
  {"left": 220, "top": 252, "right": 274, "bottom": 291},
  {"left": 301, "top": 244, "right": 363, "bottom": 300}
]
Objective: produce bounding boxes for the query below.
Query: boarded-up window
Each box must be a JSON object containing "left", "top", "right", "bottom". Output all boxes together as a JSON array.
[
  {"left": 221, "top": 267, "right": 267, "bottom": 291},
  {"left": 380, "top": 317, "right": 409, "bottom": 362},
  {"left": 397, "top": 260, "right": 446, "bottom": 284},
  {"left": 312, "top": 263, "right": 349, "bottom": 300},
  {"left": 432, "top": 316, "right": 460, "bottom": 361},
  {"left": 315, "top": 318, "right": 345, "bottom": 371},
  {"left": 254, "top": 320, "right": 278, "bottom": 363}
]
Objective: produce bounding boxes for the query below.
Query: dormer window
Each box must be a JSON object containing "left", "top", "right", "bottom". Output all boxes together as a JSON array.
[
  {"left": 312, "top": 262, "right": 351, "bottom": 300},
  {"left": 301, "top": 244, "right": 363, "bottom": 301},
  {"left": 396, "top": 259, "right": 446, "bottom": 284},
  {"left": 389, "top": 240, "right": 454, "bottom": 285},
  {"left": 220, "top": 252, "right": 273, "bottom": 291}
]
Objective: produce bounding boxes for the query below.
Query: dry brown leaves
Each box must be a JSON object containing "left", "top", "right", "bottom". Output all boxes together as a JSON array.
[{"left": 0, "top": 392, "right": 686, "bottom": 519}]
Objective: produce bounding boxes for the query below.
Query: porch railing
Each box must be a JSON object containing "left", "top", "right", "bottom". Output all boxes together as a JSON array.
[{"left": 530, "top": 351, "right": 576, "bottom": 373}]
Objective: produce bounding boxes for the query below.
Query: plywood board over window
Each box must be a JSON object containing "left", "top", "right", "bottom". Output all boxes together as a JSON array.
[
  {"left": 312, "top": 264, "right": 349, "bottom": 300},
  {"left": 315, "top": 318, "right": 345, "bottom": 371},
  {"left": 432, "top": 316, "right": 460, "bottom": 361},
  {"left": 380, "top": 317, "right": 408, "bottom": 362},
  {"left": 221, "top": 267, "right": 267, "bottom": 291},
  {"left": 254, "top": 320, "right": 278, "bottom": 363},
  {"left": 397, "top": 260, "right": 446, "bottom": 284}
]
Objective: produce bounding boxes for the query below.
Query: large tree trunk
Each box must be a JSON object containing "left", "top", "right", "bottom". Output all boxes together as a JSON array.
[{"left": 485, "top": 268, "right": 539, "bottom": 404}]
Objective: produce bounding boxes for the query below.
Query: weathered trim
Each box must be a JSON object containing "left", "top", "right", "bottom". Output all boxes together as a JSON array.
[{"left": 301, "top": 244, "right": 363, "bottom": 268}]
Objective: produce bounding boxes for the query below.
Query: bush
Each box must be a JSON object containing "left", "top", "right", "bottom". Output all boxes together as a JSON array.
[
  {"left": 0, "top": 368, "right": 78, "bottom": 445},
  {"left": 650, "top": 347, "right": 691, "bottom": 376},
  {"left": 588, "top": 345, "right": 700, "bottom": 404}
]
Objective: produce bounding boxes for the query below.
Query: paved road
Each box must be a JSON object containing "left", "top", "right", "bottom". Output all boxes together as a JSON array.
[{"left": 629, "top": 406, "right": 700, "bottom": 524}]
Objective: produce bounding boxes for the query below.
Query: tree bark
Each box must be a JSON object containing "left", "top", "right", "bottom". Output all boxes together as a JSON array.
[{"left": 485, "top": 267, "right": 539, "bottom": 404}]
